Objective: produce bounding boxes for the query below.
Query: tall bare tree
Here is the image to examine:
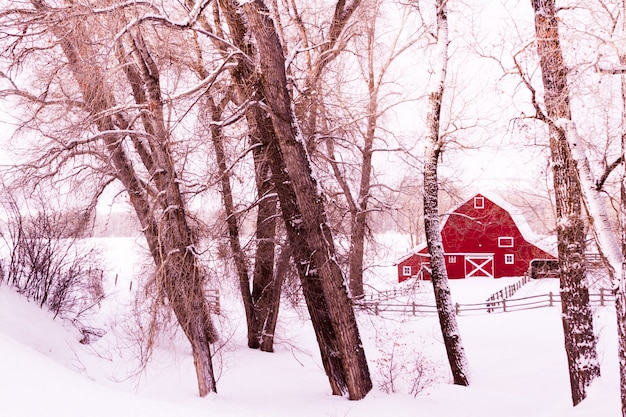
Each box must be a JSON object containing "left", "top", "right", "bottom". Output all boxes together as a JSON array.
[
  {"left": 221, "top": 0, "right": 373, "bottom": 399},
  {"left": 422, "top": 0, "right": 470, "bottom": 386},
  {"left": 184, "top": 0, "right": 284, "bottom": 353},
  {"left": 315, "top": 0, "right": 419, "bottom": 298},
  {"left": 528, "top": 0, "right": 601, "bottom": 405},
  {"left": 0, "top": 0, "right": 222, "bottom": 396}
]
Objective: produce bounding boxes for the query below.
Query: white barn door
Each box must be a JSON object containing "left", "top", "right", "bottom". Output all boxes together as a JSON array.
[{"left": 464, "top": 255, "right": 494, "bottom": 278}]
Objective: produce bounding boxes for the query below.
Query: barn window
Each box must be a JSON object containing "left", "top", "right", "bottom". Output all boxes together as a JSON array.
[
  {"left": 448, "top": 255, "right": 457, "bottom": 263},
  {"left": 474, "top": 196, "right": 484, "bottom": 209},
  {"left": 402, "top": 266, "right": 412, "bottom": 276},
  {"left": 498, "top": 237, "right": 514, "bottom": 248},
  {"left": 505, "top": 254, "right": 514, "bottom": 264}
]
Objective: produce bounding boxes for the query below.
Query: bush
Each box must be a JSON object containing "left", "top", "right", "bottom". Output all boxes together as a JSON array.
[
  {"left": 374, "top": 325, "right": 442, "bottom": 396},
  {"left": 0, "top": 195, "right": 104, "bottom": 322}
]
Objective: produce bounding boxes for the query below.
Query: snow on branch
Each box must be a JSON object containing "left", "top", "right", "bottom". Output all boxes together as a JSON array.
[
  {"left": 91, "top": 0, "right": 158, "bottom": 15},
  {"left": 556, "top": 118, "right": 623, "bottom": 289},
  {"left": 113, "top": 0, "right": 213, "bottom": 43},
  {"left": 595, "top": 63, "right": 626, "bottom": 75},
  {"left": 167, "top": 57, "right": 238, "bottom": 102}
]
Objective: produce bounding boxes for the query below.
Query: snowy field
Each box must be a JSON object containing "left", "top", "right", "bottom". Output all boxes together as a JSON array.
[{"left": 0, "top": 237, "right": 621, "bottom": 417}]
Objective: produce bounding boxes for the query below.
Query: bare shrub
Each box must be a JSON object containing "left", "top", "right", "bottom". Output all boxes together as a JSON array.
[
  {"left": 119, "top": 256, "right": 231, "bottom": 384},
  {"left": 374, "top": 325, "right": 441, "bottom": 396},
  {"left": 0, "top": 192, "right": 104, "bottom": 322}
]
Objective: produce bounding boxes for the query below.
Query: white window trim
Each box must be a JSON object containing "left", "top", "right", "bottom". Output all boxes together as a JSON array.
[
  {"left": 448, "top": 255, "right": 457, "bottom": 263},
  {"left": 505, "top": 254, "right": 515, "bottom": 264},
  {"left": 498, "top": 236, "right": 514, "bottom": 248},
  {"left": 474, "top": 196, "right": 484, "bottom": 209},
  {"left": 402, "top": 266, "right": 412, "bottom": 276}
]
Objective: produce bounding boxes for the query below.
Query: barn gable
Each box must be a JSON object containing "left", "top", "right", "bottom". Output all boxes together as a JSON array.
[{"left": 397, "top": 193, "right": 556, "bottom": 282}]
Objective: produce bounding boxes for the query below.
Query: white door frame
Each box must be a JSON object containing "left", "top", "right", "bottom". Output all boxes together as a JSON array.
[{"left": 464, "top": 255, "right": 494, "bottom": 278}]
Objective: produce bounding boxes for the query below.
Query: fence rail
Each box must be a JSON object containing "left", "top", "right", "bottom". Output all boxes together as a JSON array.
[
  {"left": 207, "top": 289, "right": 220, "bottom": 314},
  {"left": 484, "top": 274, "right": 532, "bottom": 311},
  {"left": 353, "top": 289, "right": 616, "bottom": 316}
]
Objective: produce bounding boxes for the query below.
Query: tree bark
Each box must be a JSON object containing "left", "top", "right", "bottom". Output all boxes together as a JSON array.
[
  {"left": 250, "top": 143, "right": 282, "bottom": 351},
  {"left": 422, "top": 0, "right": 470, "bottom": 387},
  {"left": 237, "top": 0, "right": 373, "bottom": 399},
  {"left": 190, "top": 0, "right": 283, "bottom": 352},
  {"left": 30, "top": 1, "right": 219, "bottom": 396},
  {"left": 206, "top": 96, "right": 258, "bottom": 348},
  {"left": 531, "top": 0, "right": 600, "bottom": 405}
]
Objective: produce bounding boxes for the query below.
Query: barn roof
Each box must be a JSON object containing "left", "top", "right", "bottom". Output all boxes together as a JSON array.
[
  {"left": 458, "top": 192, "right": 556, "bottom": 256},
  {"left": 395, "top": 192, "right": 557, "bottom": 263}
]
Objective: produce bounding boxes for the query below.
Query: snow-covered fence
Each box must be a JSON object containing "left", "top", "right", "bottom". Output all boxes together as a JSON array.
[
  {"left": 207, "top": 289, "right": 220, "bottom": 315},
  {"left": 357, "top": 284, "right": 417, "bottom": 303},
  {"left": 353, "top": 289, "right": 615, "bottom": 316},
  {"left": 485, "top": 274, "right": 532, "bottom": 313}
]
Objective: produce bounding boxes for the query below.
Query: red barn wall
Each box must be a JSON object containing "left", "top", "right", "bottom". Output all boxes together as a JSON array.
[{"left": 398, "top": 194, "right": 556, "bottom": 282}]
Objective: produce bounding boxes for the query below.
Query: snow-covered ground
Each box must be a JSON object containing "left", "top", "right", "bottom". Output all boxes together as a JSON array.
[{"left": 0, "top": 237, "right": 621, "bottom": 416}]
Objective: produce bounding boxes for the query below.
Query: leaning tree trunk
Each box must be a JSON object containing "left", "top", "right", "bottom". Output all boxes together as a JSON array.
[
  {"left": 531, "top": 0, "right": 600, "bottom": 405},
  {"left": 206, "top": 97, "right": 258, "bottom": 348},
  {"left": 422, "top": 0, "right": 470, "bottom": 386},
  {"left": 35, "top": 3, "right": 219, "bottom": 395},
  {"left": 112, "top": 30, "right": 220, "bottom": 397},
  {"left": 243, "top": 90, "right": 364, "bottom": 394},
  {"left": 217, "top": 0, "right": 372, "bottom": 398},
  {"left": 189, "top": 3, "right": 283, "bottom": 353},
  {"left": 250, "top": 143, "right": 282, "bottom": 352},
  {"left": 239, "top": 0, "right": 372, "bottom": 400}
]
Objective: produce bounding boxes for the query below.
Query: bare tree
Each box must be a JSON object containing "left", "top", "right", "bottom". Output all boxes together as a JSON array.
[
  {"left": 0, "top": 0, "right": 222, "bottom": 396},
  {"left": 421, "top": 0, "right": 470, "bottom": 387},
  {"left": 313, "top": 0, "right": 420, "bottom": 298},
  {"left": 217, "top": 0, "right": 373, "bottom": 399},
  {"left": 527, "top": 0, "right": 601, "bottom": 405}
]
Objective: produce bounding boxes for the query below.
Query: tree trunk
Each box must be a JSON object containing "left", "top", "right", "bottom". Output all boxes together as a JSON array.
[
  {"left": 190, "top": 3, "right": 283, "bottom": 352},
  {"left": 218, "top": 0, "right": 370, "bottom": 397},
  {"left": 206, "top": 97, "right": 257, "bottom": 348},
  {"left": 239, "top": 0, "right": 372, "bottom": 399},
  {"left": 531, "top": 0, "right": 600, "bottom": 405},
  {"left": 348, "top": 52, "right": 377, "bottom": 299},
  {"left": 422, "top": 0, "right": 470, "bottom": 387},
  {"left": 34, "top": 2, "right": 219, "bottom": 395},
  {"left": 250, "top": 141, "right": 282, "bottom": 351}
]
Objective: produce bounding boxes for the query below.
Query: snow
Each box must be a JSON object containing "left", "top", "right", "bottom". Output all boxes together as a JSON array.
[
  {"left": 0, "top": 236, "right": 622, "bottom": 417},
  {"left": 557, "top": 118, "right": 623, "bottom": 287}
]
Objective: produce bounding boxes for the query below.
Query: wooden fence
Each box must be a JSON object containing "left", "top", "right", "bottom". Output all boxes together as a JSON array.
[
  {"left": 120, "top": 274, "right": 221, "bottom": 315},
  {"left": 353, "top": 288, "right": 616, "bottom": 316},
  {"left": 484, "top": 274, "right": 532, "bottom": 311},
  {"left": 207, "top": 289, "right": 220, "bottom": 315},
  {"left": 357, "top": 283, "right": 417, "bottom": 303}
]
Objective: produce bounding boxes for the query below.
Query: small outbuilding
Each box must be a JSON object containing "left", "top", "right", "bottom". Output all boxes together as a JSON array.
[{"left": 397, "top": 193, "right": 556, "bottom": 282}]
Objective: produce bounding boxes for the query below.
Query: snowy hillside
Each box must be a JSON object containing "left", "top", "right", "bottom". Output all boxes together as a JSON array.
[{"left": 0, "top": 237, "right": 621, "bottom": 416}]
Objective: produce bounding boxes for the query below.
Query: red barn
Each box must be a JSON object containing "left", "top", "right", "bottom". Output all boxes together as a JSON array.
[{"left": 397, "top": 193, "right": 556, "bottom": 281}]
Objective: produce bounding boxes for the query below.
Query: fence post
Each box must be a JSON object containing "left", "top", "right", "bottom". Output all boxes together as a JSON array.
[
  {"left": 455, "top": 303, "right": 460, "bottom": 315},
  {"left": 375, "top": 302, "right": 379, "bottom": 316},
  {"left": 502, "top": 298, "right": 507, "bottom": 313},
  {"left": 549, "top": 292, "right": 553, "bottom": 307},
  {"left": 412, "top": 302, "right": 416, "bottom": 316},
  {"left": 600, "top": 288, "right": 605, "bottom": 307}
]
